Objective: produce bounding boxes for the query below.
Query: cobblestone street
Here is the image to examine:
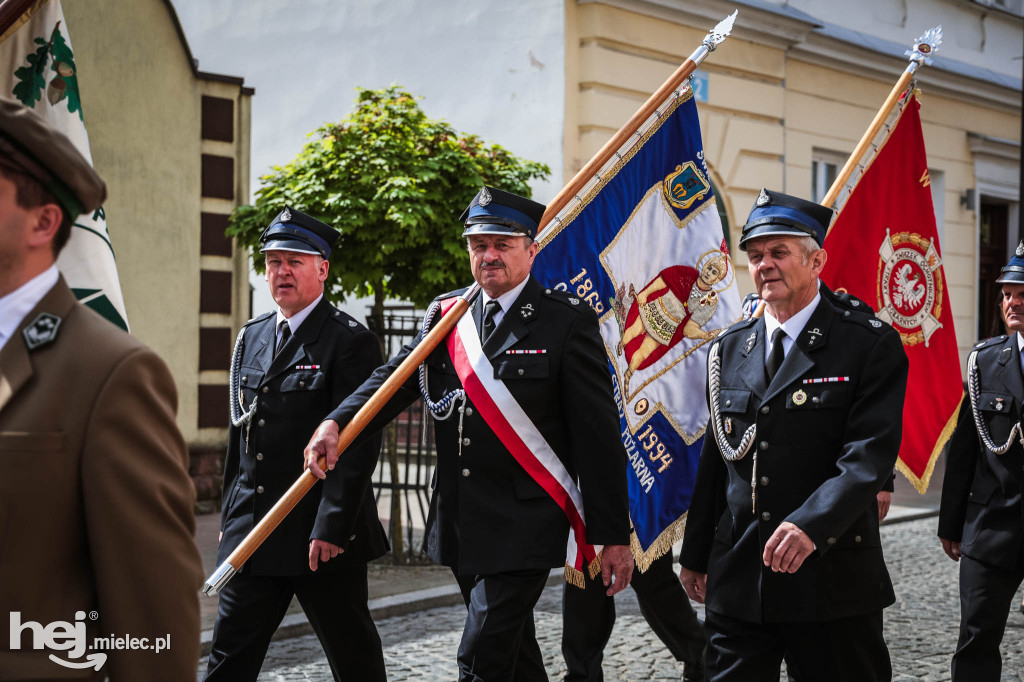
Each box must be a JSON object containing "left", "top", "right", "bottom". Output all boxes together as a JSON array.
[{"left": 198, "top": 517, "right": 1024, "bottom": 681}]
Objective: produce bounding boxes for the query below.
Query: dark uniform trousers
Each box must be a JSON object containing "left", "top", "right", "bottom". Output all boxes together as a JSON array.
[
  {"left": 327, "top": 277, "right": 632, "bottom": 682},
  {"left": 939, "top": 335, "right": 1024, "bottom": 682},
  {"left": 205, "top": 298, "right": 388, "bottom": 682},
  {"left": 679, "top": 285, "right": 907, "bottom": 682},
  {"left": 560, "top": 549, "right": 703, "bottom": 681}
]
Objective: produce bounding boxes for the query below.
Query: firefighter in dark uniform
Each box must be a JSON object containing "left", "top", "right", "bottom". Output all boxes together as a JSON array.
[
  {"left": 938, "top": 241, "right": 1024, "bottom": 681},
  {"left": 205, "top": 207, "right": 388, "bottom": 682},
  {"left": 305, "top": 186, "right": 635, "bottom": 682},
  {"left": 678, "top": 189, "right": 909, "bottom": 681}
]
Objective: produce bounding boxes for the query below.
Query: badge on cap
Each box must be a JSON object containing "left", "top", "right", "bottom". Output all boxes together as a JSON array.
[
  {"left": 756, "top": 188, "right": 771, "bottom": 207},
  {"left": 23, "top": 312, "right": 62, "bottom": 351},
  {"left": 479, "top": 187, "right": 492, "bottom": 206},
  {"left": 281, "top": 207, "right": 292, "bottom": 222},
  {"left": 792, "top": 389, "right": 808, "bottom": 406}
]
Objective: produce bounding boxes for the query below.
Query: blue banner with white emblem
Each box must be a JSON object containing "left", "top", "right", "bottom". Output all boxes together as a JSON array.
[{"left": 533, "top": 92, "right": 741, "bottom": 570}]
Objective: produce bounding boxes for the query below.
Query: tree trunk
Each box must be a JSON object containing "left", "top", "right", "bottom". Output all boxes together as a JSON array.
[{"left": 368, "top": 282, "right": 405, "bottom": 563}]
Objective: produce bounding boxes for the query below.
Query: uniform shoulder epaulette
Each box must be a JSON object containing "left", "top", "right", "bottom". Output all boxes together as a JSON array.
[
  {"left": 433, "top": 286, "right": 472, "bottom": 303},
  {"left": 542, "top": 286, "right": 591, "bottom": 313},
  {"left": 717, "top": 314, "right": 756, "bottom": 340},
  {"left": 835, "top": 306, "right": 890, "bottom": 335},
  {"left": 973, "top": 335, "right": 1008, "bottom": 352},
  {"left": 242, "top": 311, "right": 274, "bottom": 328},
  {"left": 327, "top": 306, "right": 369, "bottom": 333},
  {"left": 827, "top": 288, "right": 876, "bottom": 315}
]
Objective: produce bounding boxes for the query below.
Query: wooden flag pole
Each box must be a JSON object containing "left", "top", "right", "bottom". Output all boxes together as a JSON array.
[
  {"left": 203, "top": 10, "right": 740, "bottom": 596},
  {"left": 750, "top": 25, "right": 942, "bottom": 319},
  {"left": 822, "top": 26, "right": 943, "bottom": 214}
]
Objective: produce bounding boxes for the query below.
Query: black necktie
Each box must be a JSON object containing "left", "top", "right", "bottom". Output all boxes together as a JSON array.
[
  {"left": 276, "top": 320, "right": 291, "bottom": 357},
  {"left": 766, "top": 328, "right": 785, "bottom": 382},
  {"left": 482, "top": 300, "right": 501, "bottom": 342}
]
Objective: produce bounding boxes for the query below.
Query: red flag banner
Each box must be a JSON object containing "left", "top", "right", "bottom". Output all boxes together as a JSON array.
[{"left": 821, "top": 94, "right": 962, "bottom": 493}]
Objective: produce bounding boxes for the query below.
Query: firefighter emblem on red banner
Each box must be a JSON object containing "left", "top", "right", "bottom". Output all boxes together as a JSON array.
[{"left": 875, "top": 228, "right": 945, "bottom": 347}]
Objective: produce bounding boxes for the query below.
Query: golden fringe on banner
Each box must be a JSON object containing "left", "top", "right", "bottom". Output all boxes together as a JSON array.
[
  {"left": 564, "top": 551, "right": 605, "bottom": 588},
  {"left": 631, "top": 513, "right": 688, "bottom": 574},
  {"left": 897, "top": 393, "right": 963, "bottom": 494}
]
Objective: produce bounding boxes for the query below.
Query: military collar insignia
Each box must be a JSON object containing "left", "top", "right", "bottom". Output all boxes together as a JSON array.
[
  {"left": 348, "top": 320, "right": 357, "bottom": 327},
  {"left": 568, "top": 297, "right": 580, "bottom": 305},
  {"left": 281, "top": 207, "right": 292, "bottom": 222},
  {"left": 1016, "top": 241, "right": 1024, "bottom": 258},
  {"left": 23, "top": 312, "right": 62, "bottom": 351},
  {"left": 743, "top": 331, "right": 757, "bottom": 353},
  {"left": 479, "top": 187, "right": 492, "bottom": 206},
  {"left": 805, "top": 327, "right": 823, "bottom": 346},
  {"left": 520, "top": 302, "right": 535, "bottom": 320},
  {"left": 756, "top": 188, "right": 771, "bottom": 207},
  {"left": 869, "top": 319, "right": 882, "bottom": 328}
]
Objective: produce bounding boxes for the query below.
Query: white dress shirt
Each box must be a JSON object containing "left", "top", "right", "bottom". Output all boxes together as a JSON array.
[
  {"left": 0, "top": 264, "right": 59, "bottom": 352},
  {"left": 480, "top": 276, "right": 531, "bottom": 329},
  {"left": 275, "top": 293, "right": 323, "bottom": 348},
  {"left": 763, "top": 284, "right": 822, "bottom": 363}
]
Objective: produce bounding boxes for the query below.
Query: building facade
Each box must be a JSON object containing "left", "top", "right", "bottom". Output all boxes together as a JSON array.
[
  {"left": 58, "top": 0, "right": 253, "bottom": 508},
  {"left": 565, "top": 0, "right": 1022, "bottom": 366}
]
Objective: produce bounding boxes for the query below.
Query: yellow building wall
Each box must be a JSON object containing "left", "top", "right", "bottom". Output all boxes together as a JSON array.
[
  {"left": 566, "top": 1, "right": 1021, "bottom": 369},
  {"left": 61, "top": 0, "right": 251, "bottom": 455}
]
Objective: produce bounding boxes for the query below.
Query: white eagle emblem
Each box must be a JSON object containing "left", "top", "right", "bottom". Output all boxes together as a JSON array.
[{"left": 892, "top": 263, "right": 927, "bottom": 312}]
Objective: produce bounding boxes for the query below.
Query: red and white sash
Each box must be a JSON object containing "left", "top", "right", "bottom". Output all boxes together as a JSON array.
[{"left": 438, "top": 297, "right": 601, "bottom": 585}]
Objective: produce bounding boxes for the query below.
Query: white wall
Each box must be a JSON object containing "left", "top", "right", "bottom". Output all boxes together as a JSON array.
[
  {"left": 789, "top": 0, "right": 1022, "bottom": 79},
  {"left": 172, "top": 0, "right": 566, "bottom": 319}
]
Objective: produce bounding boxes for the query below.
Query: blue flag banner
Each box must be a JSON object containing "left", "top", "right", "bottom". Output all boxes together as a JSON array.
[{"left": 533, "top": 92, "right": 740, "bottom": 570}]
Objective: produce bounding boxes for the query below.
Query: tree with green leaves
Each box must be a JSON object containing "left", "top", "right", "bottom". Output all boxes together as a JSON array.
[
  {"left": 229, "top": 84, "right": 550, "bottom": 327},
  {"left": 229, "top": 85, "right": 549, "bottom": 562}
]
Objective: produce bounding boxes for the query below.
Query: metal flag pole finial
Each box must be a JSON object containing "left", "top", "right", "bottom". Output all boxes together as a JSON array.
[
  {"left": 819, "top": 25, "right": 943, "bottom": 211},
  {"left": 906, "top": 25, "right": 943, "bottom": 73},
  {"left": 689, "top": 10, "right": 738, "bottom": 68}
]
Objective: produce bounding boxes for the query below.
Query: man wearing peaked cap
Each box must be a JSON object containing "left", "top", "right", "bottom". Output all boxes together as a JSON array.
[
  {"left": 206, "top": 206, "right": 388, "bottom": 681},
  {"left": 679, "top": 188, "right": 908, "bottom": 680},
  {"left": 939, "top": 241, "right": 1024, "bottom": 681},
  {"left": 305, "top": 185, "right": 634, "bottom": 681},
  {"left": 0, "top": 96, "right": 204, "bottom": 680}
]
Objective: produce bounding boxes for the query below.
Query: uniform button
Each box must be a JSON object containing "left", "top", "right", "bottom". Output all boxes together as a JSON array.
[
  {"left": 518, "top": 369, "right": 524, "bottom": 376},
  {"left": 725, "top": 399, "right": 732, "bottom": 407},
  {"left": 256, "top": 453, "right": 264, "bottom": 461},
  {"left": 759, "top": 441, "right": 769, "bottom": 451},
  {"left": 826, "top": 537, "right": 837, "bottom": 545},
  {"left": 441, "top": 362, "right": 447, "bottom": 369},
  {"left": 546, "top": 289, "right": 552, "bottom": 294},
  {"left": 812, "top": 396, "right": 820, "bottom": 404},
  {"left": 261, "top": 386, "right": 269, "bottom": 394},
  {"left": 462, "top": 437, "right": 471, "bottom": 446},
  {"left": 461, "top": 468, "right": 471, "bottom": 477},
  {"left": 258, "top": 418, "right": 265, "bottom": 427},
  {"left": 760, "top": 405, "right": 769, "bottom": 414},
  {"left": 349, "top": 534, "right": 356, "bottom": 540},
  {"left": 298, "top": 381, "right": 305, "bottom": 388},
  {"left": 844, "top": 311, "right": 851, "bottom": 317},
  {"left": 256, "top": 485, "right": 265, "bottom": 494},
  {"left": 761, "top": 512, "right": 771, "bottom": 521},
  {"left": 760, "top": 476, "right": 769, "bottom": 486},
  {"left": 465, "top": 407, "right": 474, "bottom": 416},
  {"left": 242, "top": 376, "right": 248, "bottom": 384},
  {"left": 854, "top": 535, "right": 862, "bottom": 543}
]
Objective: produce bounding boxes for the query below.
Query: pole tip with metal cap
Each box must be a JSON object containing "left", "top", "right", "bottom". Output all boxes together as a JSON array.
[
  {"left": 202, "top": 561, "right": 237, "bottom": 597},
  {"left": 905, "top": 25, "right": 943, "bottom": 70}
]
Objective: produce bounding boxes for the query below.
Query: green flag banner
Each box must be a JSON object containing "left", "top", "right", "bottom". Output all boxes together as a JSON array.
[{"left": 1, "top": 0, "right": 128, "bottom": 330}]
